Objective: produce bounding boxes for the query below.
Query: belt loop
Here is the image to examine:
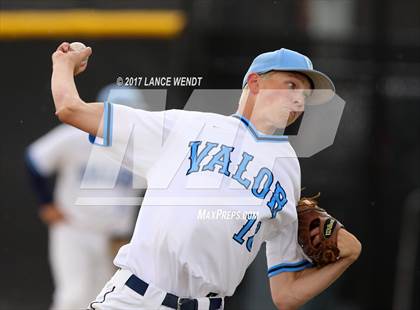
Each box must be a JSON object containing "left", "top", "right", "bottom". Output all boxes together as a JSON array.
[{"left": 196, "top": 297, "right": 209, "bottom": 310}]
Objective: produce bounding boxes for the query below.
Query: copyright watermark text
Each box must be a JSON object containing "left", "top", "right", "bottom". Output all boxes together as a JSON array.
[{"left": 116, "top": 76, "right": 203, "bottom": 87}]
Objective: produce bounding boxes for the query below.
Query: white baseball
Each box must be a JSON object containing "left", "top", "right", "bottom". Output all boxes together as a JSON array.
[
  {"left": 69, "top": 41, "right": 86, "bottom": 51},
  {"left": 69, "top": 41, "right": 88, "bottom": 65}
]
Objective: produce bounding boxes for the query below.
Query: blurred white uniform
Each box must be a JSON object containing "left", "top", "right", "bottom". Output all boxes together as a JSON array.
[
  {"left": 27, "top": 124, "right": 141, "bottom": 309},
  {"left": 26, "top": 86, "right": 147, "bottom": 310}
]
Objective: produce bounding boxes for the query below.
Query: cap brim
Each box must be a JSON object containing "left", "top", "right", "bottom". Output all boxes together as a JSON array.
[
  {"left": 295, "top": 69, "right": 335, "bottom": 105},
  {"left": 244, "top": 68, "right": 336, "bottom": 105}
]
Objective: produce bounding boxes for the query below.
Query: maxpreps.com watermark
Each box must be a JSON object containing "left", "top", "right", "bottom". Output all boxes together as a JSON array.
[
  {"left": 116, "top": 76, "right": 203, "bottom": 87},
  {"left": 197, "top": 209, "right": 259, "bottom": 220}
]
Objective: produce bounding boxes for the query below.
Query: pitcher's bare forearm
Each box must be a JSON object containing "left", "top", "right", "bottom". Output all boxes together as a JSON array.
[
  {"left": 51, "top": 62, "right": 103, "bottom": 136},
  {"left": 270, "top": 256, "right": 355, "bottom": 310},
  {"left": 295, "top": 256, "right": 353, "bottom": 306},
  {"left": 51, "top": 62, "right": 81, "bottom": 111},
  {"left": 270, "top": 229, "right": 361, "bottom": 310},
  {"left": 51, "top": 48, "right": 104, "bottom": 137}
]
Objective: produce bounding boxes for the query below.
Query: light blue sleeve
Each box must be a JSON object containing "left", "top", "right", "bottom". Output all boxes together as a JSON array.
[
  {"left": 89, "top": 101, "right": 113, "bottom": 147},
  {"left": 266, "top": 220, "right": 313, "bottom": 278},
  {"left": 87, "top": 102, "right": 174, "bottom": 178}
]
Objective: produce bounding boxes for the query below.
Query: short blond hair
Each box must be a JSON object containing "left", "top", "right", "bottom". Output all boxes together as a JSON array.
[{"left": 243, "top": 71, "right": 274, "bottom": 89}]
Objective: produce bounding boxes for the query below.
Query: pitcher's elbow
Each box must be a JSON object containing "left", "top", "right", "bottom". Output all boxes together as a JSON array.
[
  {"left": 55, "top": 105, "right": 70, "bottom": 123},
  {"left": 55, "top": 99, "right": 83, "bottom": 125},
  {"left": 273, "top": 295, "right": 298, "bottom": 310}
]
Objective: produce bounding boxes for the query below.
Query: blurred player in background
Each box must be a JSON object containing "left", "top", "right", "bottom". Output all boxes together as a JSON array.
[{"left": 25, "top": 84, "right": 148, "bottom": 310}]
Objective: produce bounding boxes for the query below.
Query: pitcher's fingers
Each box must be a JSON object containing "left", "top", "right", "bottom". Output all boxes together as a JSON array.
[
  {"left": 80, "top": 46, "right": 92, "bottom": 59},
  {"left": 75, "top": 62, "right": 88, "bottom": 75},
  {"left": 57, "top": 42, "right": 70, "bottom": 53}
]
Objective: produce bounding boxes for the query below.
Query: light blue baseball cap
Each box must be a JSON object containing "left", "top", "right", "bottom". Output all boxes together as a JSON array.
[{"left": 242, "top": 48, "right": 335, "bottom": 104}]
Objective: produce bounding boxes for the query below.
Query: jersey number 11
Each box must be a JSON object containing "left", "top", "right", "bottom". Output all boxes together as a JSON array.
[{"left": 232, "top": 218, "right": 262, "bottom": 252}]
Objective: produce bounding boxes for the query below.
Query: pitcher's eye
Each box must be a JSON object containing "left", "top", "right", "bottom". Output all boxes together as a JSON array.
[{"left": 286, "top": 81, "right": 297, "bottom": 89}]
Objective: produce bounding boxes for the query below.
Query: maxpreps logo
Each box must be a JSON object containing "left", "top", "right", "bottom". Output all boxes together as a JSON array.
[
  {"left": 78, "top": 88, "right": 346, "bottom": 206},
  {"left": 197, "top": 209, "right": 259, "bottom": 221}
]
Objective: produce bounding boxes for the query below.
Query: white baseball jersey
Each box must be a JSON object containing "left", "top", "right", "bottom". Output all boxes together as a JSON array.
[
  {"left": 90, "top": 102, "right": 312, "bottom": 298},
  {"left": 27, "top": 124, "right": 141, "bottom": 236}
]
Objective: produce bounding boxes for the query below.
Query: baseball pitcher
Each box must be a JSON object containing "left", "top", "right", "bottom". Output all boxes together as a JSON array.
[{"left": 50, "top": 43, "right": 361, "bottom": 310}]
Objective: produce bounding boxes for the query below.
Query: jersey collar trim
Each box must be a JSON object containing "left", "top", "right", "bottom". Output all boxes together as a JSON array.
[{"left": 231, "top": 114, "right": 289, "bottom": 142}]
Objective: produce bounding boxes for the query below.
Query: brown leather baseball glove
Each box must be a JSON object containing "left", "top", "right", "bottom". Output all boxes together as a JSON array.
[{"left": 297, "top": 195, "right": 343, "bottom": 267}]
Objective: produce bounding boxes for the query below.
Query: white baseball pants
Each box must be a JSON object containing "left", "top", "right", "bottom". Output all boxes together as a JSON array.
[
  {"left": 49, "top": 223, "right": 114, "bottom": 310},
  {"left": 89, "top": 269, "right": 225, "bottom": 310}
]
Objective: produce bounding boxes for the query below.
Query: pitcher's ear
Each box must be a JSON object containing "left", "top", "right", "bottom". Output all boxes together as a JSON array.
[{"left": 247, "top": 73, "right": 260, "bottom": 94}]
